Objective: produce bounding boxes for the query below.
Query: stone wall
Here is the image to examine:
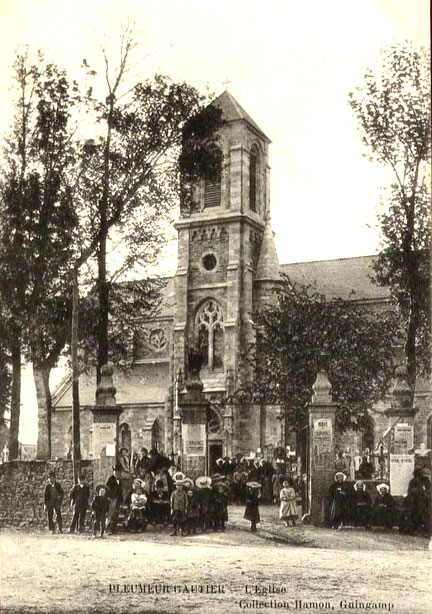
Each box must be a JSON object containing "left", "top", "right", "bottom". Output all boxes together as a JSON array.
[{"left": 0, "top": 460, "right": 93, "bottom": 529}]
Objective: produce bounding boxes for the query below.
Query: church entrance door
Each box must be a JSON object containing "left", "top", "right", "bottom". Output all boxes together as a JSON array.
[{"left": 208, "top": 441, "right": 223, "bottom": 475}]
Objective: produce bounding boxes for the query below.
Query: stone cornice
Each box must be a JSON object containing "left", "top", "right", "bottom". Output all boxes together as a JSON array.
[{"left": 174, "top": 211, "right": 265, "bottom": 231}]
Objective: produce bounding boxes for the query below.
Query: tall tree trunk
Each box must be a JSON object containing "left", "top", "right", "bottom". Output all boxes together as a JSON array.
[
  {"left": 97, "top": 224, "right": 109, "bottom": 384},
  {"left": 34, "top": 363, "right": 52, "bottom": 460},
  {"left": 71, "top": 266, "right": 81, "bottom": 481},
  {"left": 8, "top": 336, "right": 21, "bottom": 460},
  {"left": 405, "top": 301, "right": 419, "bottom": 405}
]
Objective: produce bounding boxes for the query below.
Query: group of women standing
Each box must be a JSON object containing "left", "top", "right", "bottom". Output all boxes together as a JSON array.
[{"left": 326, "top": 468, "right": 431, "bottom": 535}]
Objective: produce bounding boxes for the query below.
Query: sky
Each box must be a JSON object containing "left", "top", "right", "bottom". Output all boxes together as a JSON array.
[{"left": 0, "top": 0, "right": 429, "bottom": 444}]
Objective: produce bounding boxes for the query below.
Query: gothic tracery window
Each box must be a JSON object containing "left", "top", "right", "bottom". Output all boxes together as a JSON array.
[{"left": 195, "top": 299, "right": 224, "bottom": 371}]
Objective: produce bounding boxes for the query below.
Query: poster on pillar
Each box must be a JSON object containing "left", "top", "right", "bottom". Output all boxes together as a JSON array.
[
  {"left": 183, "top": 423, "right": 206, "bottom": 456},
  {"left": 312, "top": 419, "right": 333, "bottom": 466},
  {"left": 92, "top": 423, "right": 117, "bottom": 459},
  {"left": 393, "top": 424, "right": 414, "bottom": 453},
  {"left": 390, "top": 454, "right": 415, "bottom": 496}
]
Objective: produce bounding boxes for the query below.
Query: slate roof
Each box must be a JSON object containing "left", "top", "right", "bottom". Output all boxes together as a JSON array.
[
  {"left": 280, "top": 255, "right": 389, "bottom": 301},
  {"left": 212, "top": 91, "right": 271, "bottom": 142}
]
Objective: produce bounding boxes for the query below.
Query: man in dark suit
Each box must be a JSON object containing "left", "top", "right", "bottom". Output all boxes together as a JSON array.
[
  {"left": 149, "top": 480, "right": 170, "bottom": 524},
  {"left": 44, "top": 471, "right": 64, "bottom": 534},
  {"left": 106, "top": 465, "right": 123, "bottom": 534},
  {"left": 134, "top": 448, "right": 150, "bottom": 479},
  {"left": 69, "top": 474, "right": 90, "bottom": 533}
]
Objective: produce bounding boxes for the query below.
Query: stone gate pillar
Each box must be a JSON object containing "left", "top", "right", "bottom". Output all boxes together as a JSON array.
[
  {"left": 91, "top": 364, "right": 122, "bottom": 484},
  {"left": 385, "top": 361, "right": 418, "bottom": 496},
  {"left": 307, "top": 368, "right": 337, "bottom": 524},
  {"left": 178, "top": 377, "right": 209, "bottom": 479}
]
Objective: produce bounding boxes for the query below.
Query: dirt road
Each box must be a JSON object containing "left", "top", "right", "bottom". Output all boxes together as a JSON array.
[{"left": 1, "top": 506, "right": 430, "bottom": 614}]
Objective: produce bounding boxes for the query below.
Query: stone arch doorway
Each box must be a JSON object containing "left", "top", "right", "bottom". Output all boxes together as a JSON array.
[
  {"left": 119, "top": 423, "right": 132, "bottom": 454},
  {"left": 151, "top": 418, "right": 163, "bottom": 451},
  {"left": 207, "top": 406, "right": 223, "bottom": 475}
]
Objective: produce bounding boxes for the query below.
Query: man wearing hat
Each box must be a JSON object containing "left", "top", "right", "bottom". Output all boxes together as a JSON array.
[
  {"left": 134, "top": 447, "right": 150, "bottom": 479},
  {"left": 69, "top": 474, "right": 90, "bottom": 533},
  {"left": 44, "top": 471, "right": 64, "bottom": 534},
  {"left": 149, "top": 479, "right": 170, "bottom": 524},
  {"left": 106, "top": 464, "right": 123, "bottom": 534}
]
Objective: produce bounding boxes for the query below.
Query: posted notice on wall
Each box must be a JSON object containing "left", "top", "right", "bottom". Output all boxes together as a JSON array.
[
  {"left": 389, "top": 454, "right": 414, "bottom": 496},
  {"left": 313, "top": 419, "right": 333, "bottom": 455},
  {"left": 183, "top": 423, "right": 206, "bottom": 456},
  {"left": 393, "top": 423, "right": 414, "bottom": 453}
]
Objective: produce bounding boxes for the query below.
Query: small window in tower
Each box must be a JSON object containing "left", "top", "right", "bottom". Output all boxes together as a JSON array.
[
  {"left": 249, "top": 148, "right": 257, "bottom": 212},
  {"left": 202, "top": 252, "right": 217, "bottom": 272}
]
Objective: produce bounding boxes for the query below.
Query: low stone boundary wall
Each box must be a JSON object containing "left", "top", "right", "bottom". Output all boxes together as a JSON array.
[{"left": 0, "top": 460, "right": 94, "bottom": 529}]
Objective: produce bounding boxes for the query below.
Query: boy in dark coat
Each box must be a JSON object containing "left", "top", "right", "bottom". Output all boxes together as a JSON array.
[
  {"left": 196, "top": 476, "right": 214, "bottom": 531},
  {"left": 185, "top": 488, "right": 200, "bottom": 535},
  {"left": 212, "top": 483, "right": 229, "bottom": 531},
  {"left": 69, "top": 474, "right": 90, "bottom": 533},
  {"left": 44, "top": 471, "right": 64, "bottom": 534},
  {"left": 170, "top": 474, "right": 188, "bottom": 536},
  {"left": 91, "top": 485, "right": 110, "bottom": 538}
]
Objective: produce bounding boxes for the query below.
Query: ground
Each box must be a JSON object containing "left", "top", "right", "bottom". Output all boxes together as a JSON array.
[{"left": 0, "top": 505, "right": 430, "bottom": 614}]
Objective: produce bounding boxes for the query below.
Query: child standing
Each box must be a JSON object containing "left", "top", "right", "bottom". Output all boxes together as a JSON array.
[
  {"left": 185, "top": 488, "right": 200, "bottom": 535},
  {"left": 279, "top": 478, "right": 298, "bottom": 527},
  {"left": 244, "top": 481, "right": 261, "bottom": 532},
  {"left": 195, "top": 476, "right": 213, "bottom": 532},
  {"left": 91, "top": 485, "right": 110, "bottom": 538},
  {"left": 127, "top": 480, "right": 148, "bottom": 533},
  {"left": 170, "top": 473, "right": 188, "bottom": 536}
]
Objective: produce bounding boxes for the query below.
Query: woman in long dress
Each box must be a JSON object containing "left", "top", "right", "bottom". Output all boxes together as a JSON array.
[
  {"left": 327, "top": 471, "right": 353, "bottom": 529},
  {"left": 244, "top": 482, "right": 261, "bottom": 532},
  {"left": 279, "top": 478, "right": 298, "bottom": 527}
]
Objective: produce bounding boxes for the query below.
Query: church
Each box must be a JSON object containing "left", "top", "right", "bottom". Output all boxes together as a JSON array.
[{"left": 50, "top": 91, "right": 431, "bottom": 474}]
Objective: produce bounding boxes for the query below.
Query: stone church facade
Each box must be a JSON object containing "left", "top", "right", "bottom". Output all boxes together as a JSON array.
[{"left": 51, "top": 92, "right": 431, "bottom": 472}]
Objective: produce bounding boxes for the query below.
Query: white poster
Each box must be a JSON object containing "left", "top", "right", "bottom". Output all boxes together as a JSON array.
[
  {"left": 389, "top": 454, "right": 415, "bottom": 496},
  {"left": 183, "top": 423, "right": 206, "bottom": 456},
  {"left": 393, "top": 424, "right": 414, "bottom": 452}
]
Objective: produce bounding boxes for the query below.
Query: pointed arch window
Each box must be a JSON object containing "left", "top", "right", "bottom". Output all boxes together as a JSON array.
[
  {"left": 204, "top": 147, "right": 222, "bottom": 208},
  {"left": 249, "top": 146, "right": 258, "bottom": 212},
  {"left": 195, "top": 299, "right": 224, "bottom": 371}
]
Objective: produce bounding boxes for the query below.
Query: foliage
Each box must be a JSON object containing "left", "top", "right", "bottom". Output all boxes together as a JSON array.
[
  {"left": 349, "top": 42, "right": 431, "bottom": 391},
  {"left": 254, "top": 276, "right": 397, "bottom": 432},
  {"left": 0, "top": 52, "right": 80, "bottom": 457},
  {"left": 76, "top": 49, "right": 223, "bottom": 377}
]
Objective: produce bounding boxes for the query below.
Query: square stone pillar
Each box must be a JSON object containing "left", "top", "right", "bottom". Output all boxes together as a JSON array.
[
  {"left": 307, "top": 369, "right": 337, "bottom": 525},
  {"left": 178, "top": 369, "right": 210, "bottom": 479},
  {"left": 91, "top": 364, "right": 122, "bottom": 484}
]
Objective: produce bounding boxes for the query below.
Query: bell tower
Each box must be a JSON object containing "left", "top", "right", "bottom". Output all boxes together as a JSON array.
[{"left": 172, "top": 91, "right": 278, "bottom": 458}]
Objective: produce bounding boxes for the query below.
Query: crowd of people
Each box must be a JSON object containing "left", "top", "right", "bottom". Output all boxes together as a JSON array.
[
  {"left": 325, "top": 468, "right": 431, "bottom": 535},
  {"left": 44, "top": 447, "right": 296, "bottom": 537},
  {"left": 42, "top": 446, "right": 431, "bottom": 539}
]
